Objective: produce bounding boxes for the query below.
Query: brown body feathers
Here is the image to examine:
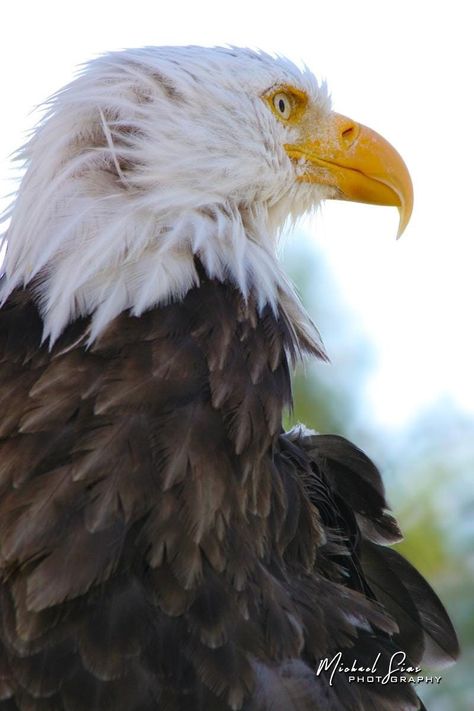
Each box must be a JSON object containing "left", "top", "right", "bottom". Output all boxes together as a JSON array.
[{"left": 0, "top": 269, "right": 458, "bottom": 710}]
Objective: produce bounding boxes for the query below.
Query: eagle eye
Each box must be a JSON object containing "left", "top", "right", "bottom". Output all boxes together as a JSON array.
[
  {"left": 272, "top": 92, "right": 292, "bottom": 120},
  {"left": 264, "top": 85, "right": 308, "bottom": 124}
]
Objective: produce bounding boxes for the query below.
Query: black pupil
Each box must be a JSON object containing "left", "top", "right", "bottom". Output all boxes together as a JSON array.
[{"left": 278, "top": 98, "right": 286, "bottom": 113}]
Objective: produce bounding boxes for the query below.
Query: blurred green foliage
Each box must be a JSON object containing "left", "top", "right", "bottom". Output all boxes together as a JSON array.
[{"left": 283, "top": 235, "right": 474, "bottom": 711}]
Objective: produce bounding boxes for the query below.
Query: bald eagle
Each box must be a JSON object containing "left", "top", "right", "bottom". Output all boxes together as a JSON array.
[{"left": 0, "top": 47, "right": 458, "bottom": 711}]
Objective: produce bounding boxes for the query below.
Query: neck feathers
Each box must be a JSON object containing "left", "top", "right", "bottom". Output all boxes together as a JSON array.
[{"left": 1, "top": 190, "right": 318, "bottom": 353}]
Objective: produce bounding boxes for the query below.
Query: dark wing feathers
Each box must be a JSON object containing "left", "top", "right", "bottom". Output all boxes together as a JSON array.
[
  {"left": 0, "top": 275, "right": 458, "bottom": 711},
  {"left": 359, "top": 541, "right": 459, "bottom": 667},
  {"left": 292, "top": 430, "right": 459, "bottom": 668},
  {"left": 297, "top": 433, "right": 403, "bottom": 545}
]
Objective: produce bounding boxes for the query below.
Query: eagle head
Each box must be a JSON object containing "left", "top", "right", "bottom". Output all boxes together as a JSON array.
[{"left": 1, "top": 46, "right": 412, "bottom": 343}]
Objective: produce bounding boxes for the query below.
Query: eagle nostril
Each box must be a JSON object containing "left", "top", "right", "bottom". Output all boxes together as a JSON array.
[{"left": 341, "top": 124, "right": 357, "bottom": 145}]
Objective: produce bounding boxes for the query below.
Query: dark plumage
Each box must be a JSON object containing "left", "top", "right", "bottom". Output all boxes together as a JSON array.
[{"left": 0, "top": 268, "right": 458, "bottom": 710}]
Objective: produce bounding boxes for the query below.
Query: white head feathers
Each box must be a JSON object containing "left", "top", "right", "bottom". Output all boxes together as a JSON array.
[{"left": 0, "top": 46, "right": 331, "bottom": 344}]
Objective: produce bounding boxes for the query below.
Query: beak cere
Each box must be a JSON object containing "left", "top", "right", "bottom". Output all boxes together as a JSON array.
[{"left": 285, "top": 112, "right": 414, "bottom": 237}]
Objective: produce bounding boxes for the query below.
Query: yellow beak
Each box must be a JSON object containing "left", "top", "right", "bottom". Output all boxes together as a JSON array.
[{"left": 284, "top": 113, "right": 413, "bottom": 237}]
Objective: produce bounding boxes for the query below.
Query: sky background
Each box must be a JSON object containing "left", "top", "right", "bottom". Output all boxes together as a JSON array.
[{"left": 1, "top": 0, "right": 473, "bottom": 429}]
